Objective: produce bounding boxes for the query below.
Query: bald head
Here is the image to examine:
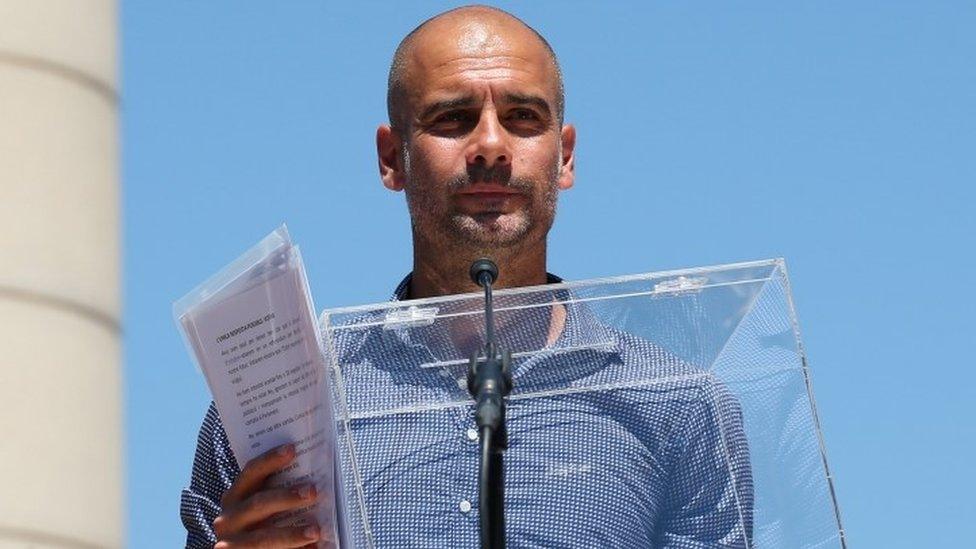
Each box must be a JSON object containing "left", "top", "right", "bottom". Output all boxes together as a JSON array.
[{"left": 387, "top": 5, "right": 564, "bottom": 133}]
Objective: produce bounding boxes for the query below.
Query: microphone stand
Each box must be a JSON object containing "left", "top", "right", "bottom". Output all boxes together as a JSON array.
[{"left": 467, "top": 258, "right": 512, "bottom": 549}]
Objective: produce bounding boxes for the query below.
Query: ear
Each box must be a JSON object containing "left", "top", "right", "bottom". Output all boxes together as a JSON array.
[
  {"left": 377, "top": 124, "right": 407, "bottom": 192},
  {"left": 557, "top": 124, "right": 576, "bottom": 190}
]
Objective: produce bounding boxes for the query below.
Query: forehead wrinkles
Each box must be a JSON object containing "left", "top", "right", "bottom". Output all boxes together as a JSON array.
[{"left": 430, "top": 56, "right": 548, "bottom": 82}]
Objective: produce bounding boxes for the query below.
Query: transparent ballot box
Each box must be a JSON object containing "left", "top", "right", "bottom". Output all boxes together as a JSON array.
[{"left": 320, "top": 259, "right": 845, "bottom": 548}]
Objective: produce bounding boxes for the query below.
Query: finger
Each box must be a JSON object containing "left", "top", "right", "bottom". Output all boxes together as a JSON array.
[
  {"left": 222, "top": 444, "right": 296, "bottom": 506},
  {"left": 215, "top": 524, "right": 322, "bottom": 549},
  {"left": 214, "top": 484, "right": 317, "bottom": 536}
]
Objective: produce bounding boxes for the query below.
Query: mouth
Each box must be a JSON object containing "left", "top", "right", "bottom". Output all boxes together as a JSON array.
[{"left": 455, "top": 184, "right": 524, "bottom": 201}]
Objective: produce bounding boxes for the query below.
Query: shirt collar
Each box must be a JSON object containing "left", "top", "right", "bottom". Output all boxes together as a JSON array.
[
  {"left": 390, "top": 272, "right": 566, "bottom": 302},
  {"left": 337, "top": 273, "right": 624, "bottom": 398}
]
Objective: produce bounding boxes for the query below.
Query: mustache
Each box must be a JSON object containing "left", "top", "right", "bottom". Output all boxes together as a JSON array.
[{"left": 447, "top": 165, "right": 534, "bottom": 193}]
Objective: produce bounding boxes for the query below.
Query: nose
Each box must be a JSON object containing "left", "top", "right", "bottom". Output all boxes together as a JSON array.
[{"left": 464, "top": 110, "right": 512, "bottom": 169}]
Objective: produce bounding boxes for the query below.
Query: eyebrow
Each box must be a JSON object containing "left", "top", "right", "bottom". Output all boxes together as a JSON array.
[
  {"left": 502, "top": 93, "right": 552, "bottom": 115},
  {"left": 418, "top": 96, "right": 475, "bottom": 121},
  {"left": 418, "top": 93, "right": 553, "bottom": 122}
]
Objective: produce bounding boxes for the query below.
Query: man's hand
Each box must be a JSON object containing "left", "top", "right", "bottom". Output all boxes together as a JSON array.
[{"left": 212, "top": 444, "right": 326, "bottom": 548}]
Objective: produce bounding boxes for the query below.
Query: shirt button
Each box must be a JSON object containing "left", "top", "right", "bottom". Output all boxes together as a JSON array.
[
  {"left": 466, "top": 428, "right": 479, "bottom": 442},
  {"left": 459, "top": 499, "right": 472, "bottom": 513},
  {"left": 457, "top": 378, "right": 467, "bottom": 389}
]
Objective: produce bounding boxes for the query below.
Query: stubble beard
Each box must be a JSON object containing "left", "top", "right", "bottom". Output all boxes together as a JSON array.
[{"left": 403, "top": 147, "right": 561, "bottom": 256}]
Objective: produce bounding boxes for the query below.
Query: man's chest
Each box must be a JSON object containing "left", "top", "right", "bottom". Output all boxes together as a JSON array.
[{"left": 339, "top": 387, "right": 696, "bottom": 548}]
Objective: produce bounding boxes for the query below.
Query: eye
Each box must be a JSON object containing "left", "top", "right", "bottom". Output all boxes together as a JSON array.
[
  {"left": 510, "top": 108, "right": 539, "bottom": 121},
  {"left": 426, "top": 110, "right": 478, "bottom": 136},
  {"left": 503, "top": 108, "right": 547, "bottom": 136},
  {"left": 434, "top": 110, "right": 474, "bottom": 124},
  {"left": 440, "top": 112, "right": 462, "bottom": 121}
]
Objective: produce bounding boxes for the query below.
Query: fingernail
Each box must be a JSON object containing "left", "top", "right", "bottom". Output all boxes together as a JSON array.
[
  {"left": 277, "top": 444, "right": 294, "bottom": 457},
  {"left": 304, "top": 525, "right": 320, "bottom": 540}
]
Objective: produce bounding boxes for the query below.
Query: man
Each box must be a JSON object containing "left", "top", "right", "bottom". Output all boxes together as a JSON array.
[{"left": 182, "top": 6, "right": 752, "bottom": 548}]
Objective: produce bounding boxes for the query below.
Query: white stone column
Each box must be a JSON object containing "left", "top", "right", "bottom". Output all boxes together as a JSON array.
[{"left": 0, "top": 1, "right": 122, "bottom": 547}]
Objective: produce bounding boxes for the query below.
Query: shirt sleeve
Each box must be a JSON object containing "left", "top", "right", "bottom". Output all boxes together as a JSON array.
[
  {"left": 657, "top": 379, "right": 754, "bottom": 548},
  {"left": 181, "top": 402, "right": 241, "bottom": 549}
]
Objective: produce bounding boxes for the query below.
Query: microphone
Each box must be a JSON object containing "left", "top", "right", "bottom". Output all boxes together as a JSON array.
[
  {"left": 467, "top": 258, "right": 510, "bottom": 549},
  {"left": 470, "top": 258, "right": 499, "bottom": 288}
]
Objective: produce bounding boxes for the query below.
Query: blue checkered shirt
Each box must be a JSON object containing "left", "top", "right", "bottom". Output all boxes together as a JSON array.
[{"left": 182, "top": 274, "right": 753, "bottom": 548}]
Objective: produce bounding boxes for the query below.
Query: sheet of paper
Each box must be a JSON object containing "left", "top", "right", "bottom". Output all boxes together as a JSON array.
[{"left": 181, "top": 259, "right": 337, "bottom": 544}]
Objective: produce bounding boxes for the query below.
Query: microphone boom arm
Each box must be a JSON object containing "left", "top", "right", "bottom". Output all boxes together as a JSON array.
[{"left": 467, "top": 258, "right": 511, "bottom": 549}]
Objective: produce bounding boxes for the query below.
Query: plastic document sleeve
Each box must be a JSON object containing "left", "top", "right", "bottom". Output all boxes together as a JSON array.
[{"left": 174, "top": 225, "right": 340, "bottom": 548}]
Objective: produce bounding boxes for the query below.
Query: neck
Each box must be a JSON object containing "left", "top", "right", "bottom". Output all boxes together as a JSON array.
[{"left": 409, "top": 238, "right": 549, "bottom": 299}]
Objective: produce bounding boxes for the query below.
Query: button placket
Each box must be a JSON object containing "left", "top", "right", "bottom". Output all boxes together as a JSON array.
[
  {"left": 457, "top": 407, "right": 479, "bottom": 522},
  {"left": 450, "top": 403, "right": 479, "bottom": 528}
]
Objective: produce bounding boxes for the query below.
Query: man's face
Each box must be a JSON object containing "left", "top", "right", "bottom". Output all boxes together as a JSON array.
[{"left": 386, "top": 19, "right": 574, "bottom": 252}]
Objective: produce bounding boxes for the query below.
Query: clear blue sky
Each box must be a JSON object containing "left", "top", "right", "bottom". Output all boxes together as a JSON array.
[{"left": 123, "top": 2, "right": 975, "bottom": 546}]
